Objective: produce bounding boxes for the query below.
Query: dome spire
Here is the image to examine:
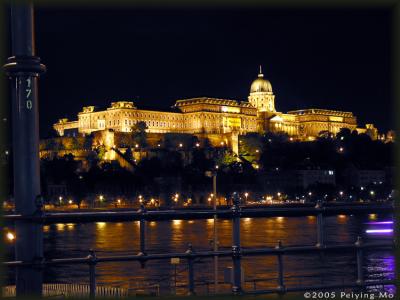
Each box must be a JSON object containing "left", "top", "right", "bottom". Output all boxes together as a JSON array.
[{"left": 258, "top": 65, "right": 264, "bottom": 78}]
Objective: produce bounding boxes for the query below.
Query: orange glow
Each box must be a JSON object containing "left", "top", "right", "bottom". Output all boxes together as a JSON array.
[
  {"left": 6, "top": 232, "right": 15, "bottom": 241},
  {"left": 173, "top": 220, "right": 182, "bottom": 226},
  {"left": 96, "top": 222, "right": 106, "bottom": 229}
]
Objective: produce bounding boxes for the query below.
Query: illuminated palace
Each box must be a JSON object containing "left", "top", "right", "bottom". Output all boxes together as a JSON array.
[{"left": 54, "top": 67, "right": 379, "bottom": 153}]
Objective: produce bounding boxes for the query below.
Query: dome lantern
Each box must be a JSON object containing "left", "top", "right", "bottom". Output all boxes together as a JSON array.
[{"left": 250, "top": 65, "right": 273, "bottom": 93}]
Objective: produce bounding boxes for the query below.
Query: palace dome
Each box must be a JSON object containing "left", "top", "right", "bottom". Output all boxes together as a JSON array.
[{"left": 250, "top": 67, "right": 273, "bottom": 93}]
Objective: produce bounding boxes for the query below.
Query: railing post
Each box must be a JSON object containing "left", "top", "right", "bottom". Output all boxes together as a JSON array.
[
  {"left": 275, "top": 240, "right": 285, "bottom": 293},
  {"left": 138, "top": 204, "right": 147, "bottom": 268},
  {"left": 186, "top": 243, "right": 195, "bottom": 295},
  {"left": 355, "top": 236, "right": 364, "bottom": 285},
  {"left": 231, "top": 192, "right": 242, "bottom": 295},
  {"left": 315, "top": 200, "right": 324, "bottom": 247},
  {"left": 88, "top": 249, "right": 97, "bottom": 299}
]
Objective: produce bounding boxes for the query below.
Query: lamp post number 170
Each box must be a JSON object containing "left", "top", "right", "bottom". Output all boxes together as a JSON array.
[{"left": 26, "top": 77, "right": 32, "bottom": 109}]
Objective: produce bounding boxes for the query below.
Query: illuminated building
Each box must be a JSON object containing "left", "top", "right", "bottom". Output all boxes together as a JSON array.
[{"left": 53, "top": 67, "right": 379, "bottom": 153}]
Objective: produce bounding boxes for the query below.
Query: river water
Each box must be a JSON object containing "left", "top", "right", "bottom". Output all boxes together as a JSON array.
[{"left": 5, "top": 213, "right": 395, "bottom": 296}]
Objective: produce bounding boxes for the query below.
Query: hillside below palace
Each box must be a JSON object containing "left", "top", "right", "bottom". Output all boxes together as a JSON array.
[{"left": 54, "top": 67, "right": 380, "bottom": 153}]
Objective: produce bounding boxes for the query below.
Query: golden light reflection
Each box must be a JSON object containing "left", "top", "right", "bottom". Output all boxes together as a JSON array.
[
  {"left": 188, "top": 220, "right": 194, "bottom": 224},
  {"left": 43, "top": 225, "right": 50, "bottom": 232},
  {"left": 56, "top": 224, "right": 65, "bottom": 231},
  {"left": 207, "top": 219, "right": 214, "bottom": 224},
  {"left": 96, "top": 222, "right": 106, "bottom": 229},
  {"left": 173, "top": 220, "right": 182, "bottom": 226},
  {"left": 149, "top": 221, "right": 156, "bottom": 227},
  {"left": 306, "top": 216, "right": 316, "bottom": 224},
  {"left": 276, "top": 217, "right": 284, "bottom": 222},
  {"left": 369, "top": 214, "right": 377, "bottom": 220},
  {"left": 66, "top": 223, "right": 75, "bottom": 230},
  {"left": 244, "top": 218, "right": 251, "bottom": 222},
  {"left": 337, "top": 214, "right": 348, "bottom": 224}
]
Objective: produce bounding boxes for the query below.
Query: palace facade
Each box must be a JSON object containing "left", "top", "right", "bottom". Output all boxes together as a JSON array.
[{"left": 54, "top": 67, "right": 379, "bottom": 152}]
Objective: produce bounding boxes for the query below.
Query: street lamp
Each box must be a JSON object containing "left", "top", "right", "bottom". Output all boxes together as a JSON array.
[
  {"left": 6, "top": 232, "right": 15, "bottom": 241},
  {"left": 173, "top": 194, "right": 179, "bottom": 205},
  {"left": 244, "top": 192, "right": 249, "bottom": 204}
]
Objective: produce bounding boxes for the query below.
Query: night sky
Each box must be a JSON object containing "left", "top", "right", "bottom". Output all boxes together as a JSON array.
[{"left": 26, "top": 6, "right": 392, "bottom": 137}]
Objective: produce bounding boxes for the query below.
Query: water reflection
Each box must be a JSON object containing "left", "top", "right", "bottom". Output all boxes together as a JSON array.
[
  {"left": 365, "top": 219, "right": 394, "bottom": 236},
  {"left": 5, "top": 214, "right": 394, "bottom": 295},
  {"left": 56, "top": 223, "right": 65, "bottom": 232},
  {"left": 172, "top": 220, "right": 182, "bottom": 226}
]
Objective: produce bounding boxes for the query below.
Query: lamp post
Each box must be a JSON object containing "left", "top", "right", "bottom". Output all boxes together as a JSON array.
[
  {"left": 3, "top": 3, "right": 46, "bottom": 296},
  {"left": 205, "top": 168, "right": 218, "bottom": 293}
]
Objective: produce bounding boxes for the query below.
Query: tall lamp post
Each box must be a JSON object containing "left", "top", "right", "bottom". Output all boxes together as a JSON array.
[
  {"left": 205, "top": 167, "right": 218, "bottom": 293},
  {"left": 3, "top": 3, "right": 46, "bottom": 296}
]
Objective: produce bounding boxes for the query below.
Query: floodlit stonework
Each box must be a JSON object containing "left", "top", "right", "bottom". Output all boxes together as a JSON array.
[{"left": 53, "top": 67, "right": 378, "bottom": 148}]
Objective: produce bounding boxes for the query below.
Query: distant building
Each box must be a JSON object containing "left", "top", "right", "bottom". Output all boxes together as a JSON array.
[
  {"left": 54, "top": 67, "right": 379, "bottom": 154},
  {"left": 343, "top": 166, "right": 386, "bottom": 187},
  {"left": 45, "top": 183, "right": 68, "bottom": 200},
  {"left": 264, "top": 169, "right": 336, "bottom": 190},
  {"left": 376, "top": 130, "right": 396, "bottom": 143}
]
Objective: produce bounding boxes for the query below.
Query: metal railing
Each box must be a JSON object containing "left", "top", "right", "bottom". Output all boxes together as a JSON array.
[
  {"left": 3, "top": 196, "right": 395, "bottom": 298},
  {"left": 2, "top": 284, "right": 129, "bottom": 298}
]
